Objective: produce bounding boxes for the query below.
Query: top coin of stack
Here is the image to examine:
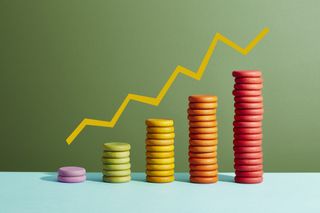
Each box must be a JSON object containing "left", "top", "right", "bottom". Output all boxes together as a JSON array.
[
  {"left": 232, "top": 70, "right": 264, "bottom": 184},
  {"left": 188, "top": 95, "right": 219, "bottom": 184},
  {"left": 102, "top": 142, "right": 131, "bottom": 183},
  {"left": 145, "top": 119, "right": 175, "bottom": 183}
]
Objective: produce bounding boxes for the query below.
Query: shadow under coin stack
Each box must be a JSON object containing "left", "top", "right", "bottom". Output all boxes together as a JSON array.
[
  {"left": 145, "top": 119, "right": 175, "bottom": 183},
  {"left": 232, "top": 70, "right": 264, "bottom": 184},
  {"left": 188, "top": 95, "right": 219, "bottom": 184},
  {"left": 102, "top": 142, "right": 131, "bottom": 183}
]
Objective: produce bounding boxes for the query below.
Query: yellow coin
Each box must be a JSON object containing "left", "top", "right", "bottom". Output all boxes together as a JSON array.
[
  {"left": 147, "top": 157, "right": 174, "bottom": 164},
  {"left": 101, "top": 157, "right": 130, "bottom": 164},
  {"left": 146, "top": 145, "right": 174, "bottom": 152},
  {"left": 147, "top": 164, "right": 175, "bottom": 171},
  {"left": 147, "top": 126, "right": 174, "bottom": 133},
  {"left": 146, "top": 151, "right": 174, "bottom": 158},
  {"left": 146, "top": 170, "right": 174, "bottom": 177},
  {"left": 102, "top": 151, "right": 130, "bottom": 158},
  {"left": 147, "top": 133, "right": 175, "bottom": 139},
  {"left": 146, "top": 139, "right": 174, "bottom": 146},
  {"left": 103, "top": 163, "right": 131, "bottom": 171},
  {"left": 146, "top": 119, "right": 174, "bottom": 127},
  {"left": 103, "top": 142, "right": 130, "bottom": 151},
  {"left": 147, "top": 175, "right": 174, "bottom": 183}
]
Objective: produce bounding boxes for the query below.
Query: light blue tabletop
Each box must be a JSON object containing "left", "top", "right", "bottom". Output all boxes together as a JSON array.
[{"left": 0, "top": 172, "right": 319, "bottom": 213}]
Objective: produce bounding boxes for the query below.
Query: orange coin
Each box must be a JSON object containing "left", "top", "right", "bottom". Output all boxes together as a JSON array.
[
  {"left": 189, "top": 157, "right": 217, "bottom": 165},
  {"left": 189, "top": 164, "right": 218, "bottom": 171},
  {"left": 189, "top": 139, "right": 218, "bottom": 146},
  {"left": 189, "top": 151, "right": 217, "bottom": 158},
  {"left": 189, "top": 127, "right": 218, "bottom": 134},
  {"left": 190, "top": 170, "right": 218, "bottom": 177},
  {"left": 190, "top": 176, "right": 218, "bottom": 183},
  {"left": 189, "top": 145, "right": 217, "bottom": 153},
  {"left": 188, "top": 115, "right": 216, "bottom": 122},
  {"left": 189, "top": 102, "right": 218, "bottom": 109},
  {"left": 189, "top": 121, "right": 217, "bottom": 128},
  {"left": 188, "top": 108, "right": 217, "bottom": 115},
  {"left": 188, "top": 95, "right": 218, "bottom": 103},
  {"left": 189, "top": 133, "right": 218, "bottom": 140}
]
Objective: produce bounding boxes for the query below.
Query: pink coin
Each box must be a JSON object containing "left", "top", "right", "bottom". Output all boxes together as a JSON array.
[
  {"left": 234, "top": 84, "right": 263, "bottom": 90},
  {"left": 235, "top": 78, "right": 263, "bottom": 84},
  {"left": 232, "top": 70, "right": 262, "bottom": 78},
  {"left": 235, "top": 108, "right": 264, "bottom": 115},
  {"left": 234, "top": 96, "right": 263, "bottom": 103},
  {"left": 233, "top": 90, "right": 262, "bottom": 97},
  {"left": 58, "top": 166, "right": 86, "bottom": 177},
  {"left": 58, "top": 175, "right": 86, "bottom": 183}
]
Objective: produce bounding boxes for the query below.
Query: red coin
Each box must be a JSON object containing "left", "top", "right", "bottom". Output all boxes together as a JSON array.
[
  {"left": 232, "top": 70, "right": 262, "bottom": 78},
  {"left": 188, "top": 95, "right": 218, "bottom": 103},
  {"left": 234, "top": 164, "right": 263, "bottom": 171},
  {"left": 189, "top": 139, "right": 218, "bottom": 146},
  {"left": 190, "top": 176, "right": 218, "bottom": 183},
  {"left": 234, "top": 115, "right": 263, "bottom": 122},
  {"left": 234, "top": 84, "right": 263, "bottom": 90},
  {"left": 233, "top": 90, "right": 262, "bottom": 97},
  {"left": 190, "top": 170, "right": 218, "bottom": 177},
  {"left": 189, "top": 127, "right": 218, "bottom": 134},
  {"left": 235, "top": 78, "right": 263, "bottom": 84},
  {"left": 233, "top": 121, "right": 262, "bottom": 128},
  {"left": 188, "top": 108, "right": 216, "bottom": 115},
  {"left": 234, "top": 152, "right": 263, "bottom": 159},
  {"left": 233, "top": 146, "right": 262, "bottom": 153},
  {"left": 189, "top": 121, "right": 217, "bottom": 128},
  {"left": 235, "top": 103, "right": 264, "bottom": 109},
  {"left": 235, "top": 158, "right": 263, "bottom": 165},
  {"left": 233, "top": 140, "right": 262, "bottom": 146},
  {"left": 189, "top": 152, "right": 217, "bottom": 158},
  {"left": 234, "top": 127, "right": 262, "bottom": 134},
  {"left": 235, "top": 108, "right": 264, "bottom": 115},
  {"left": 235, "top": 170, "right": 263, "bottom": 177},
  {"left": 234, "top": 176, "right": 263, "bottom": 184},
  {"left": 234, "top": 134, "right": 263, "bottom": 140},
  {"left": 189, "top": 164, "right": 218, "bottom": 171},
  {"left": 234, "top": 96, "right": 263, "bottom": 103},
  {"left": 189, "top": 157, "right": 217, "bottom": 165},
  {"left": 189, "top": 133, "right": 218, "bottom": 140}
]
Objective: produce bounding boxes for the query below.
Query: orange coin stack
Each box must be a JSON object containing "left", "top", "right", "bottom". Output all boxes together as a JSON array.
[
  {"left": 232, "top": 70, "right": 264, "bottom": 184},
  {"left": 188, "top": 95, "right": 219, "bottom": 184}
]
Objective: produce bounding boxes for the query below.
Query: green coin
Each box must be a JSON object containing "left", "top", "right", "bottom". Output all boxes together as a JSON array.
[
  {"left": 103, "top": 151, "right": 130, "bottom": 158},
  {"left": 103, "top": 142, "right": 131, "bottom": 151},
  {"left": 103, "top": 175, "right": 131, "bottom": 183},
  {"left": 103, "top": 163, "right": 131, "bottom": 171},
  {"left": 102, "top": 157, "right": 130, "bottom": 164},
  {"left": 102, "top": 169, "right": 131, "bottom": 177}
]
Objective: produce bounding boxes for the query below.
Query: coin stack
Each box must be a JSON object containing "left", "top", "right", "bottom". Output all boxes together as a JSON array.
[
  {"left": 232, "top": 70, "right": 264, "bottom": 184},
  {"left": 188, "top": 95, "right": 219, "bottom": 184},
  {"left": 145, "top": 119, "right": 175, "bottom": 183},
  {"left": 102, "top": 142, "right": 131, "bottom": 183}
]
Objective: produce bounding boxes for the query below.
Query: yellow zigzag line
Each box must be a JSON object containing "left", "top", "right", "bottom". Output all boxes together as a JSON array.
[{"left": 66, "top": 28, "right": 269, "bottom": 145}]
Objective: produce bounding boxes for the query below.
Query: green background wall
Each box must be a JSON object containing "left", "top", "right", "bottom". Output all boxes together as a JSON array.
[{"left": 1, "top": 0, "right": 320, "bottom": 172}]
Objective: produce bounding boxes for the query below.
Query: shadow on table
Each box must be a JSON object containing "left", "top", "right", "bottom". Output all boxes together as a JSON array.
[
  {"left": 219, "top": 174, "right": 234, "bottom": 183},
  {"left": 40, "top": 172, "right": 58, "bottom": 182}
]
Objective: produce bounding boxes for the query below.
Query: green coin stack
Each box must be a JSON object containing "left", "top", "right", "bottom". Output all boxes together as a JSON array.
[{"left": 102, "top": 142, "right": 131, "bottom": 183}]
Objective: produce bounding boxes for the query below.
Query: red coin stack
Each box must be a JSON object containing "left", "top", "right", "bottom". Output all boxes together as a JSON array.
[{"left": 232, "top": 70, "right": 264, "bottom": 184}]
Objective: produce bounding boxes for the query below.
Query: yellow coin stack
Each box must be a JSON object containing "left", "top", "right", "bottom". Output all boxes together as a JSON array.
[
  {"left": 102, "top": 142, "right": 131, "bottom": 183},
  {"left": 145, "top": 119, "right": 175, "bottom": 183}
]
